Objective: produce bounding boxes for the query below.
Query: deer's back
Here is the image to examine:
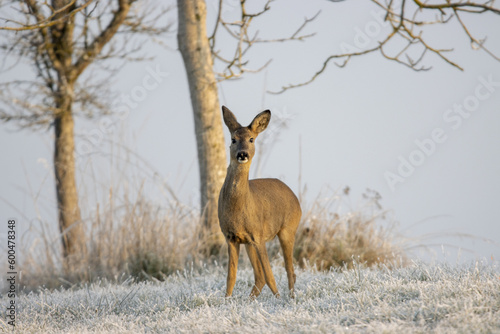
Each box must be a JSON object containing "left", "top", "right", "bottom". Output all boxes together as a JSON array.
[{"left": 249, "top": 178, "right": 301, "bottom": 224}]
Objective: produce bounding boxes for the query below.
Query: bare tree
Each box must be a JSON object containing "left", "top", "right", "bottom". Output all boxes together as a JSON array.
[
  {"left": 177, "top": 0, "right": 227, "bottom": 255},
  {"left": 0, "top": 0, "right": 171, "bottom": 269},
  {"left": 177, "top": 0, "right": 317, "bottom": 255},
  {"left": 271, "top": 0, "right": 500, "bottom": 94}
]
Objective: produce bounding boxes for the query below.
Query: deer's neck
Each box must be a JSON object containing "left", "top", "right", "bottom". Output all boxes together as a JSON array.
[{"left": 222, "top": 162, "right": 251, "bottom": 200}]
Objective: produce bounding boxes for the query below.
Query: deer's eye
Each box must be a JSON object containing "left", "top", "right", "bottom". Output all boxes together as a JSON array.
[
  {"left": 231, "top": 138, "right": 236, "bottom": 144},
  {"left": 249, "top": 138, "right": 254, "bottom": 143}
]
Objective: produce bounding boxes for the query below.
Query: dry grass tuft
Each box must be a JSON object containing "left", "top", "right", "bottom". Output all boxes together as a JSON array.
[
  {"left": 86, "top": 195, "right": 199, "bottom": 281},
  {"left": 293, "top": 187, "right": 407, "bottom": 270},
  {"left": 19, "top": 189, "right": 206, "bottom": 290}
]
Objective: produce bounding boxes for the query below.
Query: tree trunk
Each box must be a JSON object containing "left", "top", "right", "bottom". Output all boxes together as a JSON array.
[
  {"left": 48, "top": 0, "right": 86, "bottom": 269},
  {"left": 54, "top": 88, "right": 86, "bottom": 267},
  {"left": 177, "top": 0, "right": 227, "bottom": 254}
]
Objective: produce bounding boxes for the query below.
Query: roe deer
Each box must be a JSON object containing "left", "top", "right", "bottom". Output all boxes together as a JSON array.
[{"left": 218, "top": 106, "right": 302, "bottom": 298}]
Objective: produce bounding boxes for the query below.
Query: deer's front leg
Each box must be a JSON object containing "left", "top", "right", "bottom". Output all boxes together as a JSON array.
[{"left": 225, "top": 241, "right": 240, "bottom": 297}]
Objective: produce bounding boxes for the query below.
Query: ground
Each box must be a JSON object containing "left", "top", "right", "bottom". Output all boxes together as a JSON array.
[{"left": 2, "top": 261, "right": 499, "bottom": 333}]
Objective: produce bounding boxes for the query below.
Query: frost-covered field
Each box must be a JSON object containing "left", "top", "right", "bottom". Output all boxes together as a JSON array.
[{"left": 2, "top": 261, "right": 499, "bottom": 333}]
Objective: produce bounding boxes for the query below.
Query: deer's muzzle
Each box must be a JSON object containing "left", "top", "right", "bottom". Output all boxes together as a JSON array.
[{"left": 237, "top": 151, "right": 249, "bottom": 164}]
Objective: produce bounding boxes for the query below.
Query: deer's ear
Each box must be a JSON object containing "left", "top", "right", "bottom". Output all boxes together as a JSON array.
[
  {"left": 249, "top": 110, "right": 271, "bottom": 134},
  {"left": 222, "top": 106, "right": 241, "bottom": 133}
]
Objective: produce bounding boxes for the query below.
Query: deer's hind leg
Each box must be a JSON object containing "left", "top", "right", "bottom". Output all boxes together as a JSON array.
[
  {"left": 254, "top": 243, "right": 280, "bottom": 297},
  {"left": 278, "top": 230, "right": 297, "bottom": 298}
]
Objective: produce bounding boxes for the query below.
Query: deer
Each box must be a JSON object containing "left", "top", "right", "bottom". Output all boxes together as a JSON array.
[{"left": 218, "top": 106, "right": 302, "bottom": 298}]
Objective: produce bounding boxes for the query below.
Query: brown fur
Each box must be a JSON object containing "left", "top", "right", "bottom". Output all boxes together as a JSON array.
[{"left": 218, "top": 106, "right": 302, "bottom": 298}]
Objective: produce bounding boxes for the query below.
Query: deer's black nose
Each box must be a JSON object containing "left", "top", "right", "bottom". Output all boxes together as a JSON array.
[
  {"left": 237, "top": 151, "right": 249, "bottom": 160},
  {"left": 237, "top": 151, "right": 249, "bottom": 163}
]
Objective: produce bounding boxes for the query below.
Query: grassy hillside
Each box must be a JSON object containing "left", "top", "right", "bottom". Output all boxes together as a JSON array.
[{"left": 2, "top": 261, "right": 499, "bottom": 333}]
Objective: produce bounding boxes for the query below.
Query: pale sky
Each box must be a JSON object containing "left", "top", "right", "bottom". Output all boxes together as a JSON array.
[{"left": 1, "top": 0, "right": 499, "bottom": 263}]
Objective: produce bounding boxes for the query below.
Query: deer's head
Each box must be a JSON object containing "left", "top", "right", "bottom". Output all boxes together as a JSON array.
[{"left": 222, "top": 106, "right": 271, "bottom": 165}]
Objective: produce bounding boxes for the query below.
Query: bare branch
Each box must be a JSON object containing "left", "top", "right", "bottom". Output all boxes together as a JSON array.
[
  {"left": 72, "top": 0, "right": 132, "bottom": 80},
  {"left": 211, "top": 1, "right": 320, "bottom": 81},
  {"left": 120, "top": 5, "right": 174, "bottom": 35},
  {"left": 0, "top": 81, "right": 55, "bottom": 128},
  {"left": 208, "top": 0, "right": 223, "bottom": 48},
  {"left": 412, "top": 0, "right": 500, "bottom": 15},
  {"left": 268, "top": 44, "right": 383, "bottom": 94},
  {"left": 0, "top": 0, "right": 95, "bottom": 31},
  {"left": 271, "top": 0, "right": 499, "bottom": 94},
  {"left": 454, "top": 8, "right": 500, "bottom": 61},
  {"left": 248, "top": 11, "right": 320, "bottom": 43}
]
